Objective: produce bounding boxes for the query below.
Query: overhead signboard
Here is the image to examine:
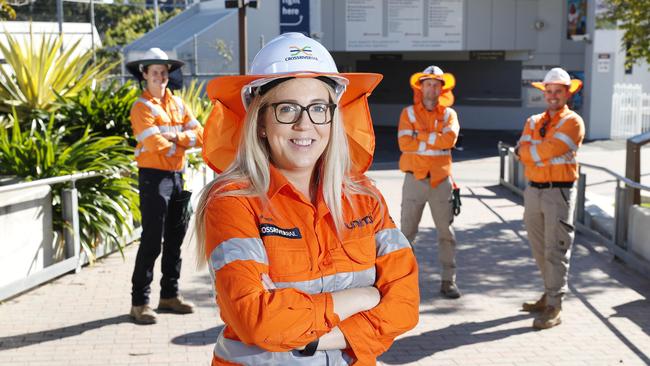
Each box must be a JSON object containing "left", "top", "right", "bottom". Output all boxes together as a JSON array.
[
  {"left": 345, "top": 0, "right": 463, "bottom": 51},
  {"left": 280, "top": 0, "right": 310, "bottom": 36}
]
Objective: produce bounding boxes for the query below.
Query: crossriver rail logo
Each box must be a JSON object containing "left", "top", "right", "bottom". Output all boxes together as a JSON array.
[
  {"left": 286, "top": 45, "right": 318, "bottom": 62},
  {"left": 259, "top": 223, "right": 302, "bottom": 239}
]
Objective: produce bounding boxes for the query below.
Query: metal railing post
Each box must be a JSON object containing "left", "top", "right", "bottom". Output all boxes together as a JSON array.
[
  {"left": 62, "top": 187, "right": 81, "bottom": 273},
  {"left": 576, "top": 171, "right": 586, "bottom": 224},
  {"left": 614, "top": 182, "right": 629, "bottom": 249}
]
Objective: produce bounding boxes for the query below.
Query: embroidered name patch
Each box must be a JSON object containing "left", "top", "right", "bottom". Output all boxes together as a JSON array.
[{"left": 259, "top": 224, "right": 302, "bottom": 239}]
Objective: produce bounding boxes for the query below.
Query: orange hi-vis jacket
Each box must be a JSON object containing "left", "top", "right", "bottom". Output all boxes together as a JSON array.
[
  {"left": 130, "top": 89, "right": 204, "bottom": 171},
  {"left": 205, "top": 166, "right": 419, "bottom": 366},
  {"left": 398, "top": 103, "right": 459, "bottom": 188},
  {"left": 517, "top": 105, "right": 585, "bottom": 183}
]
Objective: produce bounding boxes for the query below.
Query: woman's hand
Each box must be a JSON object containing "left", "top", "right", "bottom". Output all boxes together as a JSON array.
[{"left": 331, "top": 286, "right": 380, "bottom": 321}]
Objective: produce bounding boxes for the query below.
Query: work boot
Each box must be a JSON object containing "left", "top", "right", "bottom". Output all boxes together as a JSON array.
[
  {"left": 522, "top": 294, "right": 547, "bottom": 312},
  {"left": 158, "top": 296, "right": 195, "bottom": 314},
  {"left": 440, "top": 281, "right": 461, "bottom": 299},
  {"left": 533, "top": 305, "right": 562, "bottom": 329},
  {"left": 130, "top": 304, "right": 157, "bottom": 324}
]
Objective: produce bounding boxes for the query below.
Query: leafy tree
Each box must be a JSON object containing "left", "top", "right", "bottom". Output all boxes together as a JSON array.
[
  {"left": 1, "top": 0, "right": 16, "bottom": 20},
  {"left": 601, "top": 0, "right": 650, "bottom": 68}
]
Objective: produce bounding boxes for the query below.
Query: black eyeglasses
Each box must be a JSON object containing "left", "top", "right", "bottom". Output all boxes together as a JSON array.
[{"left": 265, "top": 102, "right": 336, "bottom": 125}]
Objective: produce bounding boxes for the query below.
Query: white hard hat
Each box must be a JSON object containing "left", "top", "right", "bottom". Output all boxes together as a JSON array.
[
  {"left": 542, "top": 67, "right": 571, "bottom": 86},
  {"left": 421, "top": 65, "right": 444, "bottom": 77},
  {"left": 125, "top": 47, "right": 184, "bottom": 79},
  {"left": 531, "top": 67, "right": 582, "bottom": 94},
  {"left": 241, "top": 32, "right": 348, "bottom": 106}
]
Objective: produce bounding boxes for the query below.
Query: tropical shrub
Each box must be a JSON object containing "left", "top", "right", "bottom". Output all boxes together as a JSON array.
[
  {"left": 0, "top": 111, "right": 139, "bottom": 259},
  {"left": 0, "top": 27, "right": 116, "bottom": 116},
  {"left": 58, "top": 79, "right": 140, "bottom": 145}
]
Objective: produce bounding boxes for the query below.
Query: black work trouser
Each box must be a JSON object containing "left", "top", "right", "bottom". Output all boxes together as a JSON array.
[{"left": 131, "top": 168, "right": 189, "bottom": 306}]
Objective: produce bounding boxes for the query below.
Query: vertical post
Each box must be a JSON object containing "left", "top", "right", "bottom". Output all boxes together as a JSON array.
[
  {"left": 57, "top": 0, "right": 64, "bottom": 36},
  {"left": 62, "top": 187, "right": 81, "bottom": 273},
  {"left": 238, "top": 3, "right": 247, "bottom": 75},
  {"left": 154, "top": 0, "right": 160, "bottom": 27},
  {"left": 576, "top": 171, "right": 586, "bottom": 224},
  {"left": 90, "top": 0, "right": 96, "bottom": 64},
  {"left": 193, "top": 34, "right": 199, "bottom": 77},
  {"left": 120, "top": 46, "right": 126, "bottom": 85},
  {"left": 625, "top": 138, "right": 641, "bottom": 204},
  {"left": 614, "top": 183, "right": 628, "bottom": 249}
]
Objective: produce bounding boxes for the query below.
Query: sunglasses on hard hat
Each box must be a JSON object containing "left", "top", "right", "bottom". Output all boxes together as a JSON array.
[{"left": 264, "top": 102, "right": 337, "bottom": 125}]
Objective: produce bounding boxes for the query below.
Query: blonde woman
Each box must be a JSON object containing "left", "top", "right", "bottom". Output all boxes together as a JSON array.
[{"left": 195, "top": 33, "right": 419, "bottom": 365}]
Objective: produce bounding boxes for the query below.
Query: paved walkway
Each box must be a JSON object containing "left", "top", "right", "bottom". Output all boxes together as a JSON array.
[{"left": 1, "top": 156, "right": 649, "bottom": 366}]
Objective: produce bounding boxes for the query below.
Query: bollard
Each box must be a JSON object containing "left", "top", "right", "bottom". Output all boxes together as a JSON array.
[{"left": 576, "top": 172, "right": 586, "bottom": 224}]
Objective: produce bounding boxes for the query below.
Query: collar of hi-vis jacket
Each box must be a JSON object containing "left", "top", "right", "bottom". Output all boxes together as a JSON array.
[
  {"left": 266, "top": 164, "right": 331, "bottom": 220},
  {"left": 535, "top": 105, "right": 571, "bottom": 132},
  {"left": 412, "top": 103, "right": 448, "bottom": 127},
  {"left": 141, "top": 88, "right": 182, "bottom": 122}
]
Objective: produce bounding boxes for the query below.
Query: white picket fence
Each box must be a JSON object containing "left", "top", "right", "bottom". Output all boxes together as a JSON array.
[{"left": 611, "top": 83, "right": 650, "bottom": 139}]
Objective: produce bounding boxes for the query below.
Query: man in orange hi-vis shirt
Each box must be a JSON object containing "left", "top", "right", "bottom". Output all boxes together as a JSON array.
[
  {"left": 125, "top": 48, "right": 203, "bottom": 324},
  {"left": 194, "top": 33, "right": 419, "bottom": 365},
  {"left": 515, "top": 67, "right": 585, "bottom": 330},
  {"left": 397, "top": 65, "right": 461, "bottom": 299}
]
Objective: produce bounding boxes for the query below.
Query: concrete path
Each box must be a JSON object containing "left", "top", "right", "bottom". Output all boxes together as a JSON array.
[{"left": 1, "top": 156, "right": 649, "bottom": 366}]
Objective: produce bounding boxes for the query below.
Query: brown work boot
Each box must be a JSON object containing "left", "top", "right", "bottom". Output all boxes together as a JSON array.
[
  {"left": 130, "top": 304, "right": 157, "bottom": 324},
  {"left": 522, "top": 294, "right": 547, "bottom": 312},
  {"left": 440, "top": 281, "right": 461, "bottom": 299},
  {"left": 533, "top": 305, "right": 562, "bottom": 329},
  {"left": 158, "top": 296, "right": 195, "bottom": 314}
]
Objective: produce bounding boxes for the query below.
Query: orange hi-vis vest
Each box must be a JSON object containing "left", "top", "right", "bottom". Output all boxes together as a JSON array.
[
  {"left": 130, "top": 89, "right": 204, "bottom": 171},
  {"left": 398, "top": 103, "right": 459, "bottom": 188},
  {"left": 518, "top": 105, "right": 585, "bottom": 183},
  {"left": 205, "top": 166, "right": 419, "bottom": 366}
]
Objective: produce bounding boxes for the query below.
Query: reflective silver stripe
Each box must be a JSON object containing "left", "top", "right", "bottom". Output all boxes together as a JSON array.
[
  {"left": 398, "top": 129, "right": 415, "bottom": 138},
  {"left": 172, "top": 95, "right": 185, "bottom": 117},
  {"left": 418, "top": 141, "right": 426, "bottom": 151},
  {"left": 183, "top": 119, "right": 200, "bottom": 130},
  {"left": 443, "top": 108, "right": 451, "bottom": 122},
  {"left": 274, "top": 267, "right": 376, "bottom": 294},
  {"left": 405, "top": 149, "right": 451, "bottom": 157},
  {"left": 134, "top": 98, "right": 160, "bottom": 117},
  {"left": 530, "top": 145, "right": 542, "bottom": 164},
  {"left": 213, "top": 330, "right": 351, "bottom": 366},
  {"left": 519, "top": 134, "right": 532, "bottom": 143},
  {"left": 531, "top": 139, "right": 542, "bottom": 145},
  {"left": 166, "top": 143, "right": 177, "bottom": 157},
  {"left": 186, "top": 130, "right": 197, "bottom": 147},
  {"left": 553, "top": 132, "right": 577, "bottom": 151},
  {"left": 159, "top": 125, "right": 183, "bottom": 133},
  {"left": 427, "top": 132, "right": 437, "bottom": 145},
  {"left": 555, "top": 113, "right": 576, "bottom": 130},
  {"left": 406, "top": 105, "right": 416, "bottom": 123},
  {"left": 550, "top": 156, "right": 576, "bottom": 165},
  {"left": 529, "top": 114, "right": 540, "bottom": 130},
  {"left": 209, "top": 238, "right": 268, "bottom": 271},
  {"left": 136, "top": 126, "right": 160, "bottom": 142},
  {"left": 375, "top": 228, "right": 411, "bottom": 257},
  {"left": 134, "top": 146, "right": 145, "bottom": 157}
]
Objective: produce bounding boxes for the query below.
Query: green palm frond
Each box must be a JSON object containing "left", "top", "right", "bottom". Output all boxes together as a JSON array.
[{"left": 0, "top": 25, "right": 118, "bottom": 115}]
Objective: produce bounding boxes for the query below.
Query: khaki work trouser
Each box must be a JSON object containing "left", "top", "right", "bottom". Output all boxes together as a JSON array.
[
  {"left": 400, "top": 173, "right": 456, "bottom": 282},
  {"left": 523, "top": 185, "right": 577, "bottom": 307}
]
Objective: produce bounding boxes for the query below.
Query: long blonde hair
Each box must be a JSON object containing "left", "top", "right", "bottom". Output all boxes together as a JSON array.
[{"left": 194, "top": 79, "right": 379, "bottom": 268}]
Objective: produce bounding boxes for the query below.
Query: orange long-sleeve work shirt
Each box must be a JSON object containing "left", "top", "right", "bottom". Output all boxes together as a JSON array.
[
  {"left": 398, "top": 103, "right": 459, "bottom": 188},
  {"left": 130, "top": 89, "right": 204, "bottom": 171},
  {"left": 517, "top": 105, "right": 585, "bottom": 183},
  {"left": 205, "top": 166, "right": 419, "bottom": 365}
]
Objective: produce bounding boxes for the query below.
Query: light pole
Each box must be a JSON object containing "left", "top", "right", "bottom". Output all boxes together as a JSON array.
[{"left": 225, "top": 0, "right": 259, "bottom": 75}]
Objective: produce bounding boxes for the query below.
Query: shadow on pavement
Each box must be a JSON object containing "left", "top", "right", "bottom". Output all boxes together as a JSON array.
[
  {"left": 379, "top": 314, "right": 533, "bottom": 364},
  {"left": 171, "top": 325, "right": 224, "bottom": 346},
  {"left": 0, "top": 314, "right": 131, "bottom": 350}
]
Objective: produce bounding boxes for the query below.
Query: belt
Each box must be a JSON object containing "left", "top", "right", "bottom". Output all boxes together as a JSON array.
[{"left": 529, "top": 181, "right": 574, "bottom": 189}]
